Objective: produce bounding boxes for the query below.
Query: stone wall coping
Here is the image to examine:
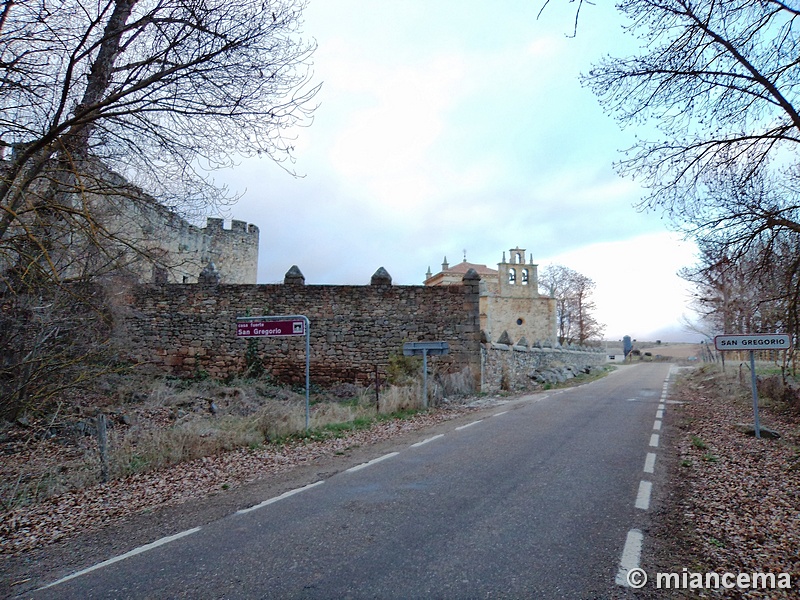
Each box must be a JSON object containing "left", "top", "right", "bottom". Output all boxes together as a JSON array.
[{"left": 484, "top": 343, "right": 604, "bottom": 355}]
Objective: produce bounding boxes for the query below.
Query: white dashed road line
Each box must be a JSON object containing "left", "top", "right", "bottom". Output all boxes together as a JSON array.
[
  {"left": 410, "top": 434, "right": 444, "bottom": 448},
  {"left": 644, "top": 452, "right": 656, "bottom": 474},
  {"left": 616, "top": 529, "right": 644, "bottom": 586},
  {"left": 617, "top": 371, "right": 673, "bottom": 587},
  {"left": 236, "top": 480, "right": 325, "bottom": 515},
  {"left": 455, "top": 420, "right": 483, "bottom": 431},
  {"left": 345, "top": 452, "right": 400, "bottom": 473},
  {"left": 635, "top": 480, "right": 652, "bottom": 510},
  {"left": 39, "top": 527, "right": 202, "bottom": 590}
]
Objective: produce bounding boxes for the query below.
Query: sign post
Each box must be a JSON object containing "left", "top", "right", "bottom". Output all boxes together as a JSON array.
[
  {"left": 714, "top": 334, "right": 792, "bottom": 439},
  {"left": 237, "top": 315, "right": 311, "bottom": 430},
  {"left": 403, "top": 342, "right": 450, "bottom": 409}
]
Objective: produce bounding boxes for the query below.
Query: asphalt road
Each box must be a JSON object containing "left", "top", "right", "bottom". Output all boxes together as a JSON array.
[{"left": 29, "top": 363, "right": 673, "bottom": 599}]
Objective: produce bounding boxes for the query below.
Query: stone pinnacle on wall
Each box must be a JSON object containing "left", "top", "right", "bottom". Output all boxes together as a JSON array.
[{"left": 284, "top": 265, "right": 305, "bottom": 285}]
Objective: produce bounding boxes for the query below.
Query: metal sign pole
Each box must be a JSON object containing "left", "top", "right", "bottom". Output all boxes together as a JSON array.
[
  {"left": 304, "top": 317, "right": 310, "bottom": 431},
  {"left": 422, "top": 348, "right": 428, "bottom": 410},
  {"left": 714, "top": 334, "right": 791, "bottom": 439},
  {"left": 749, "top": 350, "right": 761, "bottom": 439},
  {"left": 236, "top": 314, "right": 310, "bottom": 430},
  {"left": 402, "top": 341, "right": 449, "bottom": 411}
]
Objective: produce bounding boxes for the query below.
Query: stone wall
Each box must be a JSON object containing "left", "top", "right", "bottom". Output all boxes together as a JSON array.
[
  {"left": 481, "top": 342, "right": 606, "bottom": 393},
  {"left": 118, "top": 271, "right": 482, "bottom": 387},
  {"left": 481, "top": 295, "right": 556, "bottom": 347},
  {"left": 105, "top": 206, "right": 259, "bottom": 285},
  {"left": 203, "top": 218, "right": 259, "bottom": 285}
]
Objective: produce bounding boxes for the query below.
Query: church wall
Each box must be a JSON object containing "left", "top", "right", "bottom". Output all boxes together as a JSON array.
[{"left": 483, "top": 295, "right": 557, "bottom": 345}]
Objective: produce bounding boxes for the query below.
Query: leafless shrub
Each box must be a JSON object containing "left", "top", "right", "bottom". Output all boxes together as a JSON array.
[
  {"left": 758, "top": 376, "right": 800, "bottom": 412},
  {"left": 0, "top": 285, "right": 118, "bottom": 421},
  {"left": 257, "top": 402, "right": 307, "bottom": 442}
]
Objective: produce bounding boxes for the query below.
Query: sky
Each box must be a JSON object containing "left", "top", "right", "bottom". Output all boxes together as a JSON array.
[{"left": 213, "top": 0, "right": 702, "bottom": 343}]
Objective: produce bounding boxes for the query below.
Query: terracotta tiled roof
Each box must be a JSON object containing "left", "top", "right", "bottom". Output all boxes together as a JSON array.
[{"left": 444, "top": 261, "right": 498, "bottom": 276}]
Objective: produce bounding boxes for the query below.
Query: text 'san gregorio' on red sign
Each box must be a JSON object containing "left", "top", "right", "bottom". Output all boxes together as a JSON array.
[{"left": 236, "top": 319, "right": 306, "bottom": 338}]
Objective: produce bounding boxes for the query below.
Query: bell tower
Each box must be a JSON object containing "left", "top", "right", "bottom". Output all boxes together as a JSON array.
[{"left": 497, "top": 247, "right": 539, "bottom": 297}]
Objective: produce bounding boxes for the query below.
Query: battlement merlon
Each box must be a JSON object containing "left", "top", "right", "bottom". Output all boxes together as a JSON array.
[{"left": 203, "top": 218, "right": 259, "bottom": 237}]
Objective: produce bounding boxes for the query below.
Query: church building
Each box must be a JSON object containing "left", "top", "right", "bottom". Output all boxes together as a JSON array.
[{"left": 425, "top": 247, "right": 557, "bottom": 346}]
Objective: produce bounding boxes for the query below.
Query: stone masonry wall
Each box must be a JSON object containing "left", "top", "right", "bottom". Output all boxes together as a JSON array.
[
  {"left": 481, "top": 342, "right": 606, "bottom": 393},
  {"left": 119, "top": 273, "right": 482, "bottom": 387}
]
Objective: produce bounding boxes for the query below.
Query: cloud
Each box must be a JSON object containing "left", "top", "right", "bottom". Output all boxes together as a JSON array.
[
  {"left": 210, "top": 1, "right": 702, "bottom": 341},
  {"left": 540, "top": 232, "right": 699, "bottom": 340}
]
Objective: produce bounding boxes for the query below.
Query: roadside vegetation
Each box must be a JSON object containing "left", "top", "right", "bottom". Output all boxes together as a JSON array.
[
  {"left": 0, "top": 363, "right": 475, "bottom": 513},
  {"left": 650, "top": 363, "right": 800, "bottom": 598},
  {"left": 0, "top": 362, "right": 611, "bottom": 556}
]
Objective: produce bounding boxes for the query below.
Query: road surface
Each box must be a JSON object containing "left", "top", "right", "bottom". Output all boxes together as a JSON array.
[{"left": 28, "top": 363, "right": 673, "bottom": 599}]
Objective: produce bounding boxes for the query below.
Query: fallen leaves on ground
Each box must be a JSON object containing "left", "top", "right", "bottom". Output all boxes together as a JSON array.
[
  {"left": 1, "top": 408, "right": 474, "bottom": 555},
  {"left": 668, "top": 366, "right": 800, "bottom": 598}
]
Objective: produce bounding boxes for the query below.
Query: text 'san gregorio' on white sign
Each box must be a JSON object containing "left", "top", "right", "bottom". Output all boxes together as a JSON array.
[{"left": 713, "top": 334, "right": 792, "bottom": 351}]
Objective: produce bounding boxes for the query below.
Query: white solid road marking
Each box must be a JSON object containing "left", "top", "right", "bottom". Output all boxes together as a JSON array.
[
  {"left": 455, "top": 420, "right": 483, "bottom": 430},
  {"left": 38, "top": 527, "right": 202, "bottom": 590},
  {"left": 649, "top": 433, "right": 660, "bottom": 447},
  {"left": 410, "top": 434, "right": 444, "bottom": 448},
  {"left": 345, "top": 452, "right": 399, "bottom": 473},
  {"left": 635, "top": 480, "right": 653, "bottom": 510},
  {"left": 644, "top": 452, "right": 656, "bottom": 474},
  {"left": 236, "top": 480, "right": 325, "bottom": 515},
  {"left": 616, "top": 529, "right": 644, "bottom": 586}
]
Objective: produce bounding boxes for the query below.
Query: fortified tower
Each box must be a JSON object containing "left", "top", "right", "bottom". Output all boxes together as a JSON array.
[{"left": 203, "top": 218, "right": 259, "bottom": 284}]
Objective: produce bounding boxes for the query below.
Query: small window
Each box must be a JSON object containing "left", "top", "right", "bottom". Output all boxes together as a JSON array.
[{"left": 508, "top": 268, "right": 516, "bottom": 284}]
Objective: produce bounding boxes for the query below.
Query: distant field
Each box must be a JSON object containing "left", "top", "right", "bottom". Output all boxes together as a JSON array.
[
  {"left": 604, "top": 342, "right": 702, "bottom": 361},
  {"left": 642, "top": 343, "right": 701, "bottom": 360}
]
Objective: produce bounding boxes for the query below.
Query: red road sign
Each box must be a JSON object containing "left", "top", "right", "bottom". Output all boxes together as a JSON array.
[{"left": 236, "top": 319, "right": 306, "bottom": 338}]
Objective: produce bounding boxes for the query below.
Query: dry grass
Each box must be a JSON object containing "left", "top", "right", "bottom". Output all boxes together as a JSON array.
[{"left": 1, "top": 368, "right": 477, "bottom": 510}]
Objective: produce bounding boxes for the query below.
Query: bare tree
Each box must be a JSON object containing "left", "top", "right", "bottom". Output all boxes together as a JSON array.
[
  {"left": 581, "top": 0, "right": 800, "bottom": 241},
  {"left": 0, "top": 0, "right": 318, "bottom": 418},
  {"left": 0, "top": 0, "right": 317, "bottom": 289},
  {"left": 681, "top": 232, "right": 800, "bottom": 338},
  {"left": 540, "top": 264, "right": 605, "bottom": 345}
]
